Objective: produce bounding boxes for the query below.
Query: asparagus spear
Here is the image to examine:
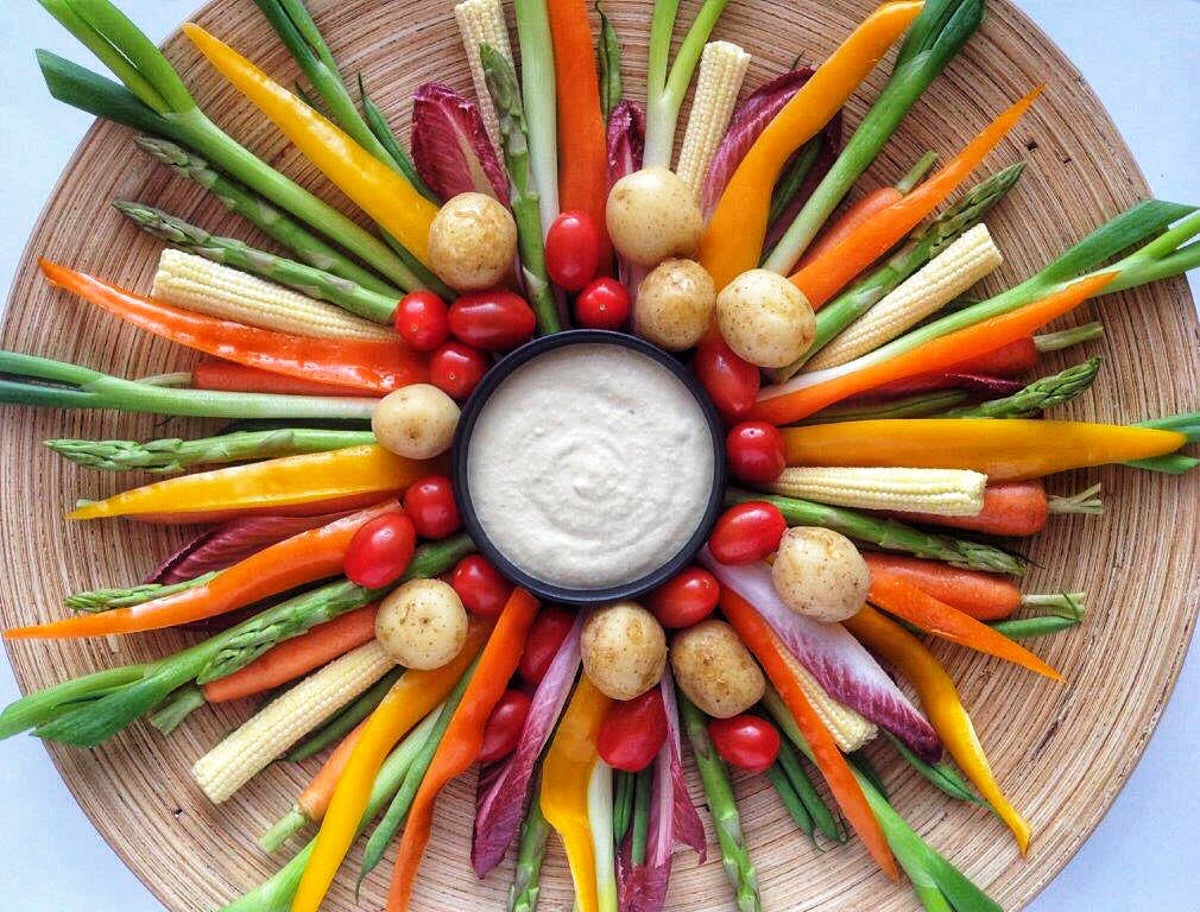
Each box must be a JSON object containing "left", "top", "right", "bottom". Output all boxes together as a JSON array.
[
  {"left": 509, "top": 783, "right": 552, "bottom": 912},
  {"left": 725, "top": 488, "right": 1028, "bottom": 575},
  {"left": 132, "top": 136, "right": 398, "bottom": 295},
  {"left": 481, "top": 44, "right": 562, "bottom": 334},
  {"left": 678, "top": 692, "right": 762, "bottom": 912},
  {"left": 63, "top": 573, "right": 217, "bottom": 612},
  {"left": 943, "top": 358, "right": 1102, "bottom": 418},
  {"left": 46, "top": 427, "right": 377, "bottom": 474}
]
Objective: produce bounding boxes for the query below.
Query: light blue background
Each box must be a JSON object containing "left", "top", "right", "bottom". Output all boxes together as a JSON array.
[{"left": 1, "top": 2, "right": 1197, "bottom": 909}]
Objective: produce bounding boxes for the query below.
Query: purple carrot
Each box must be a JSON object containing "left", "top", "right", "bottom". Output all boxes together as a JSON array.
[{"left": 411, "top": 82, "right": 509, "bottom": 203}]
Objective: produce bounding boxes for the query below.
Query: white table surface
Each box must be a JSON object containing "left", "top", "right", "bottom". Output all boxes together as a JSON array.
[{"left": 1, "top": 2, "right": 1197, "bottom": 910}]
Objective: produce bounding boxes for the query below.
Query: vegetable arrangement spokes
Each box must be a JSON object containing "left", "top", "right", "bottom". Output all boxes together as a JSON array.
[{"left": 1, "top": 1, "right": 1198, "bottom": 912}]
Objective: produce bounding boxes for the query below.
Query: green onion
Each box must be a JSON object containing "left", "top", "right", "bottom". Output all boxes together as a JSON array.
[
  {"left": 589, "top": 760, "right": 618, "bottom": 912},
  {"left": 512, "top": 0, "right": 560, "bottom": 233}
]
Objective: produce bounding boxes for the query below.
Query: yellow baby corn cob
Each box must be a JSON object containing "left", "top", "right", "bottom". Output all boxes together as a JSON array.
[
  {"left": 676, "top": 41, "right": 751, "bottom": 198},
  {"left": 455, "top": 0, "right": 515, "bottom": 156},
  {"left": 765, "top": 466, "right": 987, "bottom": 516}
]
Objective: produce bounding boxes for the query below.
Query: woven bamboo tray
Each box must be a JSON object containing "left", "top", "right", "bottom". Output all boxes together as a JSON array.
[{"left": 2, "top": 1, "right": 1197, "bottom": 910}]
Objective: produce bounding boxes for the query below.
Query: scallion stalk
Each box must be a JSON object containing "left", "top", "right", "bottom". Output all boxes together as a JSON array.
[{"left": 512, "top": 0, "right": 560, "bottom": 234}]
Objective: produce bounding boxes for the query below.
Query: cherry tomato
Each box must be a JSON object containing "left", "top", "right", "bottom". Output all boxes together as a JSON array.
[
  {"left": 450, "top": 555, "right": 514, "bottom": 619},
  {"left": 597, "top": 689, "right": 668, "bottom": 772},
  {"left": 519, "top": 606, "right": 576, "bottom": 685},
  {"left": 478, "top": 689, "right": 533, "bottom": 765},
  {"left": 726, "top": 421, "right": 787, "bottom": 484},
  {"left": 574, "top": 277, "right": 631, "bottom": 330},
  {"left": 448, "top": 291, "right": 537, "bottom": 351},
  {"left": 403, "top": 475, "right": 461, "bottom": 539},
  {"left": 707, "top": 715, "right": 781, "bottom": 773},
  {"left": 343, "top": 512, "right": 416, "bottom": 588},
  {"left": 545, "top": 210, "right": 603, "bottom": 291},
  {"left": 393, "top": 290, "right": 450, "bottom": 351},
  {"left": 708, "top": 502, "right": 787, "bottom": 565},
  {"left": 645, "top": 567, "right": 720, "bottom": 629},
  {"left": 430, "top": 341, "right": 490, "bottom": 400},
  {"left": 693, "top": 335, "right": 760, "bottom": 423}
]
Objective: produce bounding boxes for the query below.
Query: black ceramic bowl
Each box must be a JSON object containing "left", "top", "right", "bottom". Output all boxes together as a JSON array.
[{"left": 451, "top": 329, "right": 726, "bottom": 605}]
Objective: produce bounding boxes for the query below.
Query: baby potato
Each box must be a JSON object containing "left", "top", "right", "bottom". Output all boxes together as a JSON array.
[
  {"left": 606, "top": 167, "right": 703, "bottom": 267},
  {"left": 634, "top": 258, "right": 716, "bottom": 351},
  {"left": 372, "top": 384, "right": 459, "bottom": 459},
  {"left": 670, "top": 619, "right": 765, "bottom": 719},
  {"left": 428, "top": 192, "right": 517, "bottom": 291},
  {"left": 716, "top": 269, "right": 816, "bottom": 368},
  {"left": 581, "top": 602, "right": 668, "bottom": 700},
  {"left": 772, "top": 527, "right": 869, "bottom": 623},
  {"left": 375, "top": 579, "right": 469, "bottom": 669}
]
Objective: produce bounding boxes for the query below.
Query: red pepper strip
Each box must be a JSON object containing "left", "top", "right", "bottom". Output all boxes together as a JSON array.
[
  {"left": 720, "top": 586, "right": 899, "bottom": 881},
  {"left": 867, "top": 574, "right": 1064, "bottom": 681},
  {"left": 5, "top": 502, "right": 398, "bottom": 640},
  {"left": 386, "top": 588, "right": 541, "bottom": 911},
  {"left": 40, "top": 260, "right": 425, "bottom": 394},
  {"left": 192, "top": 360, "right": 373, "bottom": 398}
]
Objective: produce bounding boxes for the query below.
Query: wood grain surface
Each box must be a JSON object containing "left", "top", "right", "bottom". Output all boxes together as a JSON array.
[{"left": 2, "top": 1, "right": 1197, "bottom": 910}]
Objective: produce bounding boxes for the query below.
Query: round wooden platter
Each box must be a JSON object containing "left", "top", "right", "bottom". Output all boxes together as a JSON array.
[{"left": 2, "top": 0, "right": 1198, "bottom": 909}]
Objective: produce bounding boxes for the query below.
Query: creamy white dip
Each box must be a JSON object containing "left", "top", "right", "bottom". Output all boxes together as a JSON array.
[{"left": 466, "top": 343, "right": 716, "bottom": 590}]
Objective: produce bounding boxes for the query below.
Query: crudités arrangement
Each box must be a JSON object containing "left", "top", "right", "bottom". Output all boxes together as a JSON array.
[{"left": 2, "top": 0, "right": 1199, "bottom": 911}]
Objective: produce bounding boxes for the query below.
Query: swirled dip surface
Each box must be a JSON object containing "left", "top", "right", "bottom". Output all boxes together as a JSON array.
[{"left": 466, "top": 343, "right": 715, "bottom": 589}]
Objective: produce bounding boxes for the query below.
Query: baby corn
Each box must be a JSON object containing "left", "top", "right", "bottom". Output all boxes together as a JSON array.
[
  {"left": 455, "top": 0, "right": 514, "bottom": 156},
  {"left": 765, "top": 466, "right": 988, "bottom": 516},
  {"left": 676, "top": 41, "right": 751, "bottom": 198}
]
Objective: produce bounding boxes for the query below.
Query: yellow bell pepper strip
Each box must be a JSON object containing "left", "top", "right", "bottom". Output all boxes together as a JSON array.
[
  {"left": 720, "top": 586, "right": 899, "bottom": 881},
  {"left": 844, "top": 604, "right": 1032, "bottom": 853},
  {"left": 697, "top": 1, "right": 924, "bottom": 291},
  {"left": 540, "top": 676, "right": 613, "bottom": 912},
  {"left": 7, "top": 502, "right": 396, "bottom": 639},
  {"left": 386, "top": 588, "right": 541, "bottom": 912},
  {"left": 782, "top": 418, "right": 1186, "bottom": 481},
  {"left": 290, "top": 620, "right": 491, "bottom": 912},
  {"left": 184, "top": 23, "right": 440, "bottom": 267},
  {"left": 41, "top": 260, "right": 425, "bottom": 395},
  {"left": 69, "top": 445, "right": 438, "bottom": 522}
]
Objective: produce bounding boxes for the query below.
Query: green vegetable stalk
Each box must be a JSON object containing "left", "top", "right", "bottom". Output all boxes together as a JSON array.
[
  {"left": 725, "top": 488, "right": 1028, "bottom": 575},
  {"left": 803, "top": 390, "right": 971, "bottom": 423},
  {"left": 882, "top": 733, "right": 982, "bottom": 807},
  {"left": 990, "top": 591, "right": 1087, "bottom": 640},
  {"left": 596, "top": 2, "right": 623, "bottom": 121},
  {"left": 765, "top": 0, "right": 985, "bottom": 272},
  {"left": 512, "top": 0, "right": 560, "bottom": 233},
  {"left": 63, "top": 573, "right": 217, "bottom": 612},
  {"left": 679, "top": 691, "right": 762, "bottom": 912},
  {"left": 943, "top": 358, "right": 1102, "bottom": 418},
  {"left": 47, "top": 427, "right": 377, "bottom": 474},
  {"left": 775, "top": 734, "right": 844, "bottom": 843},
  {"left": 509, "top": 783, "right": 551, "bottom": 912},
  {"left": 588, "top": 760, "right": 618, "bottom": 912},
  {"left": 356, "top": 75, "right": 438, "bottom": 201},
  {"left": 482, "top": 44, "right": 563, "bottom": 334}
]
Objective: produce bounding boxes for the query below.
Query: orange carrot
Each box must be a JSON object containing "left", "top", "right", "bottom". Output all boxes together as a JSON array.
[
  {"left": 862, "top": 553, "right": 1022, "bottom": 621},
  {"left": 720, "top": 586, "right": 898, "bottom": 881},
  {"left": 192, "top": 360, "right": 373, "bottom": 398},
  {"left": 751, "top": 272, "right": 1115, "bottom": 424},
  {"left": 202, "top": 604, "right": 380, "bottom": 703},
  {"left": 867, "top": 573, "right": 1063, "bottom": 680},
  {"left": 796, "top": 186, "right": 902, "bottom": 269},
  {"left": 298, "top": 721, "right": 368, "bottom": 823},
  {"left": 547, "top": 0, "right": 612, "bottom": 269},
  {"left": 789, "top": 86, "right": 1042, "bottom": 308},
  {"left": 898, "top": 481, "right": 1050, "bottom": 537}
]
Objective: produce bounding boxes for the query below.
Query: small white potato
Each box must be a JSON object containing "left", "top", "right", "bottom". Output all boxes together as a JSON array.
[
  {"left": 670, "top": 619, "right": 765, "bottom": 719},
  {"left": 634, "top": 258, "right": 716, "bottom": 351},
  {"left": 581, "top": 602, "right": 667, "bottom": 700},
  {"left": 606, "top": 167, "right": 704, "bottom": 267},
  {"left": 716, "top": 268, "right": 816, "bottom": 368},
  {"left": 372, "top": 384, "right": 459, "bottom": 459},
  {"left": 428, "top": 192, "right": 517, "bottom": 291},
  {"left": 375, "top": 579, "right": 469, "bottom": 669},
  {"left": 772, "top": 527, "right": 869, "bottom": 623}
]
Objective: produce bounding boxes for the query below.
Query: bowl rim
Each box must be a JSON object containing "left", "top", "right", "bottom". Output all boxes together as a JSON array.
[{"left": 450, "top": 328, "right": 728, "bottom": 605}]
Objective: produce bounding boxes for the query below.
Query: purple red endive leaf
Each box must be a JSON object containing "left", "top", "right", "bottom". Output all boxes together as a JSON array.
[
  {"left": 606, "top": 100, "right": 648, "bottom": 295},
  {"left": 850, "top": 372, "right": 1025, "bottom": 404},
  {"left": 411, "top": 82, "right": 509, "bottom": 204},
  {"left": 700, "top": 553, "right": 943, "bottom": 763},
  {"left": 472, "top": 610, "right": 584, "bottom": 875}
]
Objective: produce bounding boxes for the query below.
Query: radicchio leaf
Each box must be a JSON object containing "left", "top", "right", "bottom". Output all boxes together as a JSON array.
[
  {"left": 700, "top": 552, "right": 943, "bottom": 762},
  {"left": 411, "top": 82, "right": 509, "bottom": 204},
  {"left": 853, "top": 372, "right": 1025, "bottom": 404},
  {"left": 607, "top": 100, "right": 646, "bottom": 187},
  {"left": 471, "top": 611, "right": 584, "bottom": 875}
]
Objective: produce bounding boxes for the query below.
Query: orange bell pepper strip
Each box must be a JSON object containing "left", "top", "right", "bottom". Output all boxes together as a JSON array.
[
  {"left": 867, "top": 574, "right": 1062, "bottom": 680},
  {"left": 781, "top": 418, "right": 1185, "bottom": 481},
  {"left": 698, "top": 1, "right": 924, "bottom": 291},
  {"left": 720, "top": 586, "right": 899, "bottom": 881},
  {"left": 184, "top": 24, "right": 439, "bottom": 267},
  {"left": 844, "top": 604, "right": 1032, "bottom": 853},
  {"left": 292, "top": 620, "right": 492, "bottom": 912},
  {"left": 547, "top": 0, "right": 612, "bottom": 270},
  {"left": 5, "top": 504, "right": 395, "bottom": 640},
  {"left": 788, "top": 85, "right": 1042, "bottom": 306},
  {"left": 191, "top": 360, "right": 368, "bottom": 398},
  {"left": 68, "top": 445, "right": 437, "bottom": 522},
  {"left": 753, "top": 272, "right": 1116, "bottom": 424},
  {"left": 539, "top": 676, "right": 612, "bottom": 912},
  {"left": 40, "top": 260, "right": 424, "bottom": 395},
  {"left": 386, "top": 588, "right": 541, "bottom": 912}
]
